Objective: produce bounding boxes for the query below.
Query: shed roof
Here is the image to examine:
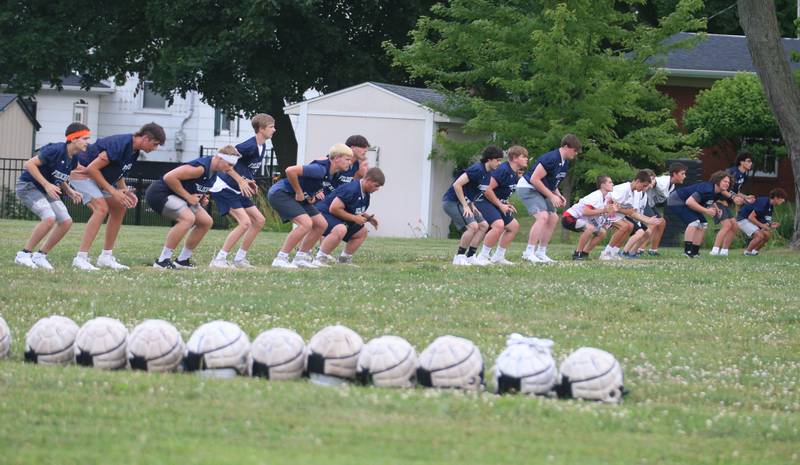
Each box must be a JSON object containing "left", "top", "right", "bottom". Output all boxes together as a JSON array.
[{"left": 0, "top": 93, "right": 41, "bottom": 130}]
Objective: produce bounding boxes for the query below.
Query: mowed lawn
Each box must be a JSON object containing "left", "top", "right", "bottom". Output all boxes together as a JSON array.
[{"left": 0, "top": 219, "right": 798, "bottom": 465}]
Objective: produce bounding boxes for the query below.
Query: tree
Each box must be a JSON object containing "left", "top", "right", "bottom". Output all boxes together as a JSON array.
[
  {"left": 738, "top": 0, "right": 800, "bottom": 248},
  {"left": 0, "top": 0, "right": 435, "bottom": 170},
  {"left": 387, "top": 0, "right": 704, "bottom": 199}
]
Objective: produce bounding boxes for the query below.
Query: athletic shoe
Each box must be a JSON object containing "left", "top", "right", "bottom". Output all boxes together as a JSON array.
[
  {"left": 72, "top": 256, "right": 99, "bottom": 271},
  {"left": 535, "top": 253, "right": 555, "bottom": 263},
  {"left": 599, "top": 251, "right": 620, "bottom": 261},
  {"left": 452, "top": 254, "right": 470, "bottom": 266},
  {"left": 209, "top": 258, "right": 233, "bottom": 269},
  {"left": 97, "top": 254, "right": 130, "bottom": 270},
  {"left": 683, "top": 252, "right": 696, "bottom": 259},
  {"left": 292, "top": 255, "right": 319, "bottom": 269},
  {"left": 311, "top": 258, "right": 331, "bottom": 268},
  {"left": 743, "top": 250, "right": 758, "bottom": 256},
  {"left": 31, "top": 252, "right": 54, "bottom": 270},
  {"left": 313, "top": 253, "right": 335, "bottom": 267},
  {"left": 470, "top": 255, "right": 491, "bottom": 266},
  {"left": 233, "top": 258, "right": 255, "bottom": 269},
  {"left": 272, "top": 256, "right": 298, "bottom": 269},
  {"left": 153, "top": 259, "right": 176, "bottom": 269},
  {"left": 522, "top": 253, "right": 542, "bottom": 263},
  {"left": 491, "top": 256, "right": 515, "bottom": 266},
  {"left": 15, "top": 251, "right": 38, "bottom": 269},
  {"left": 621, "top": 252, "right": 638, "bottom": 260},
  {"left": 719, "top": 250, "right": 729, "bottom": 256},
  {"left": 572, "top": 252, "right": 585, "bottom": 261},
  {"left": 647, "top": 250, "right": 660, "bottom": 256},
  {"left": 174, "top": 258, "right": 196, "bottom": 269},
  {"left": 709, "top": 249, "right": 720, "bottom": 256},
  {"left": 338, "top": 255, "right": 359, "bottom": 267}
]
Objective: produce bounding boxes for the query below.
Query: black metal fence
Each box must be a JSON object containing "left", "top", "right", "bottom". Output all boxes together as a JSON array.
[{"left": 0, "top": 152, "right": 279, "bottom": 229}]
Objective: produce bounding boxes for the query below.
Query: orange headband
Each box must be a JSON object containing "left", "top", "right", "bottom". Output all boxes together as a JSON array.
[{"left": 66, "top": 129, "right": 90, "bottom": 142}]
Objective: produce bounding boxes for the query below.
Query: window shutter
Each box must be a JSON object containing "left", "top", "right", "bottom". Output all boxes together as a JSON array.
[{"left": 214, "top": 109, "right": 221, "bottom": 136}]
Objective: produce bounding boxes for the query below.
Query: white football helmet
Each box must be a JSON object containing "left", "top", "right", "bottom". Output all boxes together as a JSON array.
[
  {"left": 127, "top": 320, "right": 185, "bottom": 373},
  {"left": 184, "top": 320, "right": 250, "bottom": 375},
  {"left": 417, "top": 335, "right": 483, "bottom": 390},
  {"left": 0, "top": 316, "right": 10, "bottom": 359},
  {"left": 248, "top": 328, "right": 307, "bottom": 380},
  {"left": 557, "top": 347, "right": 626, "bottom": 403},
  {"left": 307, "top": 325, "right": 363, "bottom": 381},
  {"left": 74, "top": 317, "right": 129, "bottom": 370},
  {"left": 24, "top": 315, "right": 80, "bottom": 365},
  {"left": 356, "top": 335, "right": 418, "bottom": 388},
  {"left": 494, "top": 333, "right": 558, "bottom": 395}
]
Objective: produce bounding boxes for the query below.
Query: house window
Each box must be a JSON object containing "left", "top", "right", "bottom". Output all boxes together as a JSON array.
[
  {"left": 142, "top": 81, "right": 168, "bottom": 109},
  {"left": 73, "top": 100, "right": 88, "bottom": 124},
  {"left": 752, "top": 153, "right": 778, "bottom": 178},
  {"left": 214, "top": 108, "right": 237, "bottom": 136}
]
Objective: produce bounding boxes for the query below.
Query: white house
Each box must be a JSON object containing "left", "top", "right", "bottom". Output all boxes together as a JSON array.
[
  {"left": 284, "top": 82, "right": 475, "bottom": 239},
  {"left": 32, "top": 75, "right": 267, "bottom": 164}
]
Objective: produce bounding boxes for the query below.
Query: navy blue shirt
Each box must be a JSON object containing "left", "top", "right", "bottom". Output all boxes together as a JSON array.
[
  {"left": 18, "top": 143, "right": 78, "bottom": 193},
  {"left": 218, "top": 136, "right": 264, "bottom": 189},
  {"left": 675, "top": 181, "right": 724, "bottom": 206},
  {"left": 727, "top": 166, "right": 748, "bottom": 195},
  {"left": 318, "top": 179, "right": 370, "bottom": 216},
  {"left": 480, "top": 161, "right": 519, "bottom": 203},
  {"left": 78, "top": 134, "right": 139, "bottom": 184},
  {"left": 323, "top": 160, "right": 360, "bottom": 196},
  {"left": 442, "top": 162, "right": 491, "bottom": 202},
  {"left": 273, "top": 159, "right": 334, "bottom": 197},
  {"left": 175, "top": 157, "right": 217, "bottom": 195},
  {"left": 737, "top": 197, "right": 773, "bottom": 223},
  {"left": 522, "top": 149, "right": 568, "bottom": 192}
]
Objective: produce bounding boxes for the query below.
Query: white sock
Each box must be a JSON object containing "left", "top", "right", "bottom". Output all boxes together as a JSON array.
[
  {"left": 720, "top": 248, "right": 729, "bottom": 255},
  {"left": 711, "top": 246, "right": 720, "bottom": 254},
  {"left": 177, "top": 247, "right": 193, "bottom": 261},
  {"left": 525, "top": 244, "right": 536, "bottom": 255},
  {"left": 340, "top": 251, "right": 352, "bottom": 258},
  {"left": 536, "top": 245, "right": 547, "bottom": 256},
  {"left": 234, "top": 249, "right": 247, "bottom": 262},
  {"left": 101, "top": 249, "right": 113, "bottom": 257},
  {"left": 215, "top": 250, "right": 228, "bottom": 261},
  {"left": 277, "top": 251, "right": 289, "bottom": 259},
  {"left": 159, "top": 247, "right": 173, "bottom": 261},
  {"left": 493, "top": 247, "right": 506, "bottom": 259},
  {"left": 480, "top": 245, "right": 492, "bottom": 257},
  {"left": 77, "top": 251, "right": 89, "bottom": 259}
]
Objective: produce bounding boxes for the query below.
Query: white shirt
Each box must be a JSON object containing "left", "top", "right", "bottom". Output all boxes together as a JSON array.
[
  {"left": 608, "top": 182, "right": 638, "bottom": 221},
  {"left": 565, "top": 189, "right": 606, "bottom": 219}
]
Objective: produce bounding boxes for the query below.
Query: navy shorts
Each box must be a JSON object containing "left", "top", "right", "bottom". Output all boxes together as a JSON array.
[
  {"left": 668, "top": 204, "right": 707, "bottom": 226},
  {"left": 713, "top": 202, "right": 734, "bottom": 224},
  {"left": 474, "top": 201, "right": 513, "bottom": 226},
  {"left": 267, "top": 186, "right": 319, "bottom": 222},
  {"left": 211, "top": 188, "right": 254, "bottom": 216},
  {"left": 624, "top": 216, "right": 647, "bottom": 233},
  {"left": 321, "top": 212, "right": 364, "bottom": 242}
]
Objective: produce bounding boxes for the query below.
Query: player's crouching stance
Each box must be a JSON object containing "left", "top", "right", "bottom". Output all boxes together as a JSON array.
[
  {"left": 13, "top": 123, "right": 89, "bottom": 270},
  {"left": 314, "top": 168, "right": 385, "bottom": 266},
  {"left": 145, "top": 146, "right": 240, "bottom": 269},
  {"left": 667, "top": 170, "right": 730, "bottom": 258},
  {"left": 599, "top": 171, "right": 658, "bottom": 260},
  {"left": 562, "top": 175, "right": 616, "bottom": 260},
  {"left": 737, "top": 188, "right": 787, "bottom": 256}
]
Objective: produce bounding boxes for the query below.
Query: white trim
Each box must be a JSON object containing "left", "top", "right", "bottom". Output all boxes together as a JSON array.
[
  {"left": 295, "top": 101, "right": 309, "bottom": 165},
  {"left": 39, "top": 85, "right": 115, "bottom": 94},
  {"left": 302, "top": 109, "right": 427, "bottom": 121},
  {"left": 659, "top": 67, "right": 749, "bottom": 79},
  {"left": 420, "top": 112, "right": 435, "bottom": 235}
]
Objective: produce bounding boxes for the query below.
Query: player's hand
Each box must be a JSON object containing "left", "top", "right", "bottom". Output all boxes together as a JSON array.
[
  {"left": 295, "top": 191, "right": 306, "bottom": 202},
  {"left": 746, "top": 195, "right": 756, "bottom": 204},
  {"left": 499, "top": 203, "right": 511, "bottom": 215},
  {"left": 200, "top": 195, "right": 209, "bottom": 207},
  {"left": 238, "top": 180, "right": 255, "bottom": 198},
  {"left": 67, "top": 190, "right": 82, "bottom": 204},
  {"left": 550, "top": 195, "right": 565, "bottom": 209},
  {"left": 125, "top": 190, "right": 138, "bottom": 209},
  {"left": 353, "top": 215, "right": 367, "bottom": 225},
  {"left": 368, "top": 216, "right": 379, "bottom": 229},
  {"left": 707, "top": 205, "right": 720, "bottom": 217},
  {"left": 462, "top": 204, "right": 474, "bottom": 218},
  {"left": 770, "top": 222, "right": 780, "bottom": 229},
  {"left": 315, "top": 191, "right": 325, "bottom": 201},
  {"left": 44, "top": 183, "right": 62, "bottom": 200},
  {"left": 733, "top": 195, "right": 744, "bottom": 206},
  {"left": 647, "top": 217, "right": 662, "bottom": 226},
  {"left": 186, "top": 195, "right": 200, "bottom": 207},
  {"left": 111, "top": 188, "right": 133, "bottom": 208}
]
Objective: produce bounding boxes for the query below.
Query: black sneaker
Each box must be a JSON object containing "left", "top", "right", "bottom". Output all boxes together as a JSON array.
[
  {"left": 174, "top": 258, "right": 196, "bottom": 269},
  {"left": 647, "top": 250, "right": 661, "bottom": 256},
  {"left": 580, "top": 251, "right": 591, "bottom": 260},
  {"left": 153, "top": 258, "right": 176, "bottom": 269}
]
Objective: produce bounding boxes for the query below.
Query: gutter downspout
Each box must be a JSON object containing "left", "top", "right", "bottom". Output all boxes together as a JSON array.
[{"left": 174, "top": 92, "right": 195, "bottom": 162}]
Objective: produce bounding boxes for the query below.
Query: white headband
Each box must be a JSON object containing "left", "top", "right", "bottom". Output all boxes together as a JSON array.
[{"left": 216, "top": 153, "right": 239, "bottom": 165}]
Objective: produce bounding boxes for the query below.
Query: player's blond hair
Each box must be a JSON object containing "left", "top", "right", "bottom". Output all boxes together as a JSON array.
[{"left": 328, "top": 143, "right": 353, "bottom": 159}]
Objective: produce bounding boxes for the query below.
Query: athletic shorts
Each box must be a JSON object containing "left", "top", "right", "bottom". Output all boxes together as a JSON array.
[
  {"left": 624, "top": 216, "right": 647, "bottom": 233},
  {"left": 517, "top": 187, "right": 555, "bottom": 214},
  {"left": 267, "top": 186, "right": 319, "bottom": 222},
  {"left": 321, "top": 212, "right": 364, "bottom": 242},
  {"left": 643, "top": 205, "right": 663, "bottom": 218},
  {"left": 737, "top": 219, "right": 759, "bottom": 237},
  {"left": 145, "top": 182, "right": 200, "bottom": 221},
  {"left": 562, "top": 212, "right": 604, "bottom": 235},
  {"left": 713, "top": 202, "right": 734, "bottom": 224},
  {"left": 442, "top": 200, "right": 484, "bottom": 231},
  {"left": 15, "top": 181, "right": 71, "bottom": 223},
  {"left": 474, "top": 201, "right": 513, "bottom": 226},
  {"left": 667, "top": 204, "right": 707, "bottom": 227},
  {"left": 70, "top": 178, "right": 112, "bottom": 205},
  {"left": 211, "top": 188, "right": 255, "bottom": 216}
]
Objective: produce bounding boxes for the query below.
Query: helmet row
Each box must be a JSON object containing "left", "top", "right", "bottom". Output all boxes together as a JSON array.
[{"left": 0, "top": 316, "right": 625, "bottom": 403}]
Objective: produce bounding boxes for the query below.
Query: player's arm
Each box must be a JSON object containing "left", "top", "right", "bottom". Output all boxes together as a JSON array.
[
  {"left": 23, "top": 155, "right": 61, "bottom": 199},
  {"left": 83, "top": 151, "right": 133, "bottom": 207},
  {"left": 530, "top": 164, "right": 563, "bottom": 208},
  {"left": 60, "top": 181, "right": 82, "bottom": 203},
  {"left": 686, "top": 195, "right": 718, "bottom": 216},
  {"left": 747, "top": 210, "right": 769, "bottom": 230},
  {"left": 164, "top": 165, "right": 206, "bottom": 205},
  {"left": 223, "top": 166, "right": 255, "bottom": 197},
  {"left": 329, "top": 197, "right": 367, "bottom": 225},
  {"left": 452, "top": 173, "right": 474, "bottom": 216},
  {"left": 285, "top": 165, "right": 305, "bottom": 202},
  {"left": 484, "top": 178, "right": 514, "bottom": 214}
]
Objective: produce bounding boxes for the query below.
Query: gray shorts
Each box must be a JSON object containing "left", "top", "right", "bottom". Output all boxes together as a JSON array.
[
  {"left": 517, "top": 187, "right": 555, "bottom": 214},
  {"left": 70, "top": 178, "right": 111, "bottom": 205},
  {"left": 162, "top": 195, "right": 200, "bottom": 221},
  {"left": 15, "top": 181, "right": 71, "bottom": 223},
  {"left": 737, "top": 219, "right": 759, "bottom": 237},
  {"left": 443, "top": 200, "right": 484, "bottom": 230},
  {"left": 267, "top": 188, "right": 320, "bottom": 222}
]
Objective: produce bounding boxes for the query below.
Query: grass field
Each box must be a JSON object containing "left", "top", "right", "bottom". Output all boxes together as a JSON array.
[{"left": 0, "top": 218, "right": 799, "bottom": 465}]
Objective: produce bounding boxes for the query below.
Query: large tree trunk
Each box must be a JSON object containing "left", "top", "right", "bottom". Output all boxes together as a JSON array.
[
  {"left": 738, "top": 0, "right": 800, "bottom": 249},
  {"left": 269, "top": 97, "right": 298, "bottom": 177}
]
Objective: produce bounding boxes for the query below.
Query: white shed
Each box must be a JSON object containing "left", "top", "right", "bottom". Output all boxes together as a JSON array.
[{"left": 284, "top": 82, "right": 469, "bottom": 239}]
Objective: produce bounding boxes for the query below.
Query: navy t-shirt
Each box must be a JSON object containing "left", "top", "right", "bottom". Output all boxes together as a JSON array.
[
  {"left": 273, "top": 159, "right": 333, "bottom": 197},
  {"left": 481, "top": 161, "right": 518, "bottom": 203},
  {"left": 323, "top": 160, "right": 360, "bottom": 196},
  {"left": 674, "top": 181, "right": 723, "bottom": 206},
  {"left": 522, "top": 149, "right": 567, "bottom": 192},
  {"left": 442, "top": 162, "right": 491, "bottom": 202},
  {"left": 18, "top": 143, "right": 78, "bottom": 193},
  {"left": 78, "top": 134, "right": 139, "bottom": 184},
  {"left": 317, "top": 180, "right": 370, "bottom": 216},
  {"left": 737, "top": 197, "right": 773, "bottom": 223},
  {"left": 727, "top": 166, "right": 748, "bottom": 194},
  {"left": 176, "top": 157, "right": 217, "bottom": 195},
  {"left": 218, "top": 136, "right": 264, "bottom": 189}
]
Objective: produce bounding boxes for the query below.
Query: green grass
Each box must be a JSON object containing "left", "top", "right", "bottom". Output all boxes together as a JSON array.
[{"left": 0, "top": 219, "right": 799, "bottom": 465}]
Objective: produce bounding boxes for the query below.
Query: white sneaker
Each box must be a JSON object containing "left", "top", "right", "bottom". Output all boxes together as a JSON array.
[
  {"left": 535, "top": 253, "right": 555, "bottom": 263},
  {"left": 14, "top": 251, "right": 37, "bottom": 269},
  {"left": 452, "top": 254, "right": 471, "bottom": 266},
  {"left": 272, "top": 256, "right": 298, "bottom": 269},
  {"left": 292, "top": 255, "right": 319, "bottom": 269},
  {"left": 32, "top": 252, "right": 54, "bottom": 270},
  {"left": 72, "top": 256, "right": 99, "bottom": 271},
  {"left": 599, "top": 251, "right": 618, "bottom": 261},
  {"left": 470, "top": 255, "right": 492, "bottom": 266},
  {"left": 522, "top": 253, "right": 542, "bottom": 263},
  {"left": 209, "top": 257, "right": 233, "bottom": 269},
  {"left": 232, "top": 258, "right": 255, "bottom": 269},
  {"left": 491, "top": 256, "right": 515, "bottom": 265},
  {"left": 719, "top": 250, "right": 729, "bottom": 256},
  {"left": 96, "top": 254, "right": 129, "bottom": 270},
  {"left": 312, "top": 254, "right": 334, "bottom": 267},
  {"left": 709, "top": 250, "right": 720, "bottom": 256}
]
